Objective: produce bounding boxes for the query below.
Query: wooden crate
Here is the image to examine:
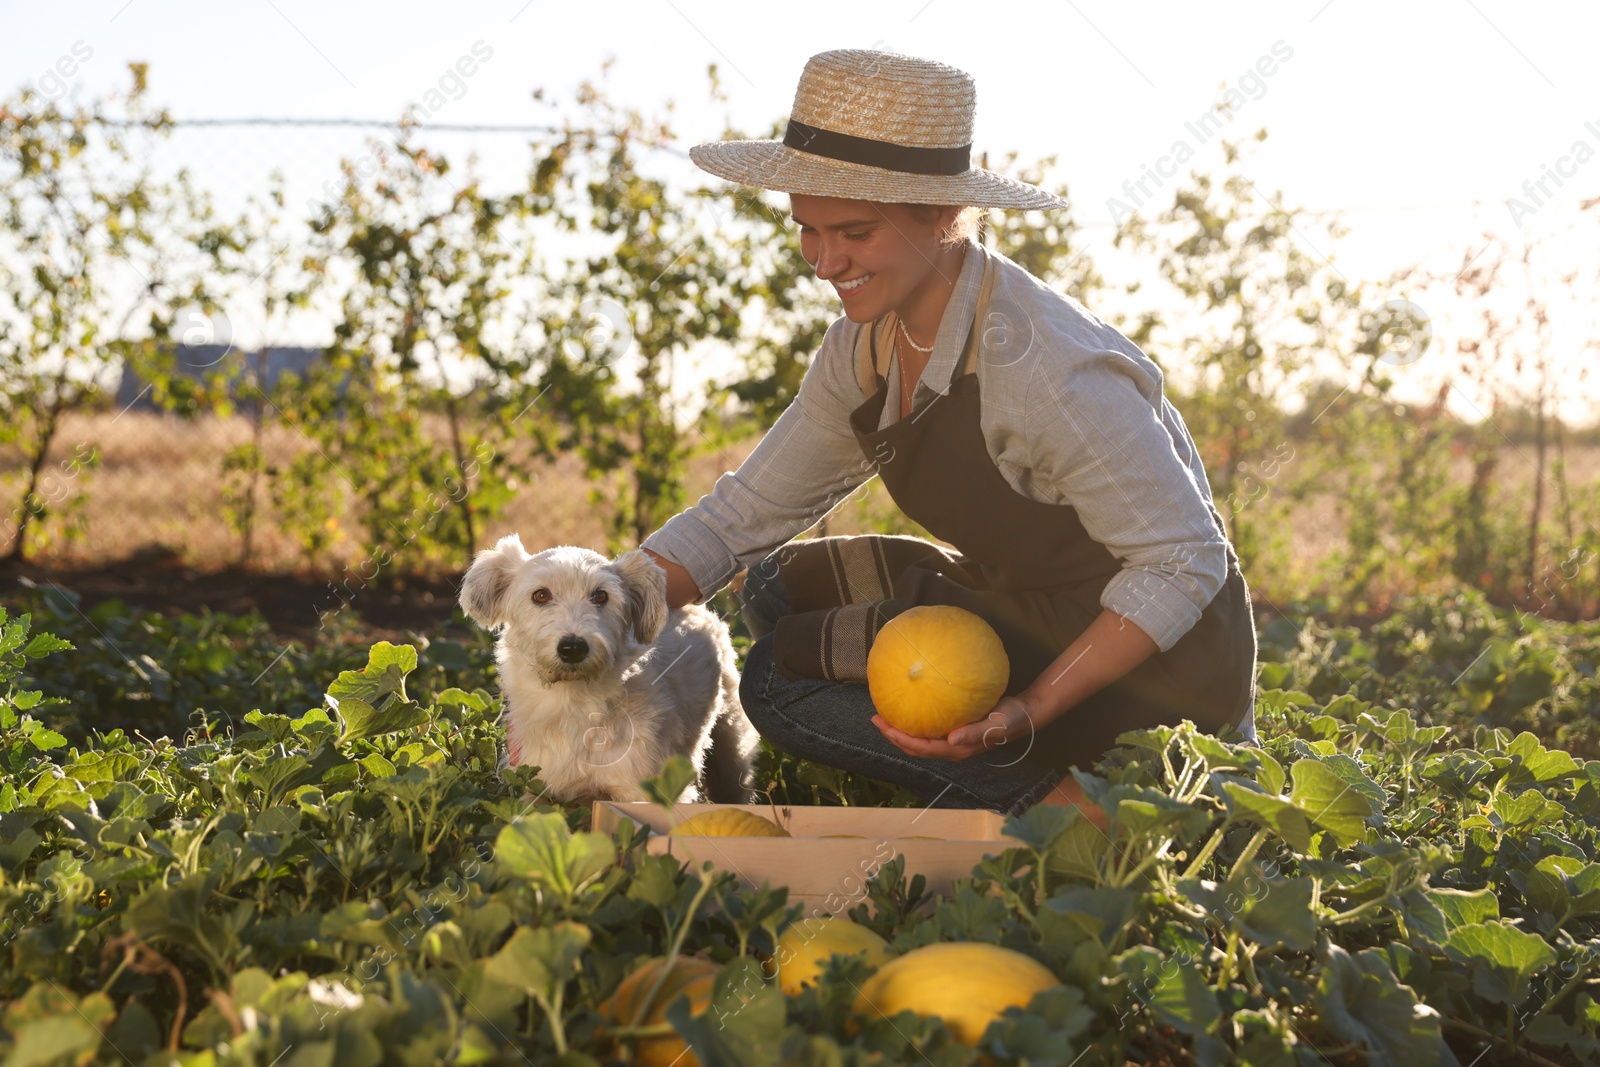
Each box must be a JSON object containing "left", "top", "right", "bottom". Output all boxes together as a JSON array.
[{"left": 590, "top": 801, "right": 1025, "bottom": 918}]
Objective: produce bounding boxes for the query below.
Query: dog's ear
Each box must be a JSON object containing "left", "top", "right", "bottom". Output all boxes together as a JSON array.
[
  {"left": 613, "top": 549, "right": 668, "bottom": 645},
  {"left": 460, "top": 533, "right": 528, "bottom": 628}
]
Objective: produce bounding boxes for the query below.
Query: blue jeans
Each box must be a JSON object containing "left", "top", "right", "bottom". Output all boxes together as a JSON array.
[{"left": 736, "top": 557, "right": 1065, "bottom": 817}]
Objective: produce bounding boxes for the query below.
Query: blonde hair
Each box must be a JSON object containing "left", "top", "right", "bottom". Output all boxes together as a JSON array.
[{"left": 905, "top": 203, "right": 985, "bottom": 248}]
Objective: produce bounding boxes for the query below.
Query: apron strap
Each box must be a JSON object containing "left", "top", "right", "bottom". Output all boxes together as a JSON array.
[
  {"left": 855, "top": 316, "right": 897, "bottom": 398},
  {"left": 953, "top": 254, "right": 999, "bottom": 383}
]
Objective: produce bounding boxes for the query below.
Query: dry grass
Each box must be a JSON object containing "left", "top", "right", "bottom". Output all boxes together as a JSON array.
[
  {"left": 3, "top": 411, "right": 1595, "bottom": 591},
  {"left": 1, "top": 410, "right": 772, "bottom": 570}
]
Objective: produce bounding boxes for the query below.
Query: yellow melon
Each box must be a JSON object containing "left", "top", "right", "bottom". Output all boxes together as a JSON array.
[
  {"left": 598, "top": 955, "right": 718, "bottom": 1067},
  {"left": 850, "top": 942, "right": 1059, "bottom": 1045},
  {"left": 867, "top": 606, "right": 1009, "bottom": 739},
  {"left": 774, "top": 917, "right": 890, "bottom": 995},
  {"left": 669, "top": 809, "right": 790, "bottom": 837}
]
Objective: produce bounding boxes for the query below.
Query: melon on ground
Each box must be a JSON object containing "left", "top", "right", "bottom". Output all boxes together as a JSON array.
[
  {"left": 850, "top": 941, "right": 1060, "bottom": 1045},
  {"left": 598, "top": 955, "right": 718, "bottom": 1067},
  {"left": 773, "top": 917, "right": 890, "bottom": 995}
]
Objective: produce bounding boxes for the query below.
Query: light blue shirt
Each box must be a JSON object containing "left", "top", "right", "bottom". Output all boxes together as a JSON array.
[{"left": 642, "top": 239, "right": 1233, "bottom": 656}]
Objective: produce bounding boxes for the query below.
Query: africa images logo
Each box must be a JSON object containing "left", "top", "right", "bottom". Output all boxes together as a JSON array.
[
  {"left": 1505, "top": 117, "right": 1600, "bottom": 227},
  {"left": 1107, "top": 40, "right": 1295, "bottom": 225}
]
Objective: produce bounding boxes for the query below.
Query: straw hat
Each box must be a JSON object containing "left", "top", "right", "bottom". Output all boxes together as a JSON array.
[{"left": 690, "top": 49, "right": 1068, "bottom": 210}]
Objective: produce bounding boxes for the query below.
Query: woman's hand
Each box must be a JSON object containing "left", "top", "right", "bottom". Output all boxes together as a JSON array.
[
  {"left": 641, "top": 548, "right": 701, "bottom": 610},
  {"left": 871, "top": 694, "right": 1040, "bottom": 763}
]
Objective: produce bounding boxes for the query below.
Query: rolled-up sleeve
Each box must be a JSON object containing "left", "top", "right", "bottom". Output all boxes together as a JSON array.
[
  {"left": 641, "top": 317, "right": 873, "bottom": 603},
  {"left": 1023, "top": 347, "right": 1229, "bottom": 651}
]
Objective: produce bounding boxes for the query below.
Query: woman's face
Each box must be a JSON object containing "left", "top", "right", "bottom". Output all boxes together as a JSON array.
[{"left": 790, "top": 194, "right": 958, "bottom": 324}]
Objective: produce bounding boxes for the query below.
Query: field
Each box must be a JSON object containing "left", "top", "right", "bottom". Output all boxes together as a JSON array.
[
  {"left": 9, "top": 408, "right": 1599, "bottom": 612},
  {"left": 2, "top": 574, "right": 1598, "bottom": 1064},
  {"left": 4, "top": 394, "right": 1600, "bottom": 1067},
  {"left": 0, "top": 410, "right": 761, "bottom": 570}
]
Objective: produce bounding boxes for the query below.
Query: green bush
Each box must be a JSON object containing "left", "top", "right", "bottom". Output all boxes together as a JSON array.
[
  {"left": 1259, "top": 589, "right": 1600, "bottom": 760},
  {"left": 5, "top": 581, "right": 498, "bottom": 751}
]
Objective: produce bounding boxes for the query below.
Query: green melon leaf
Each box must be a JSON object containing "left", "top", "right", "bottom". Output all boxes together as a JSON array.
[
  {"left": 27, "top": 727, "right": 67, "bottom": 752},
  {"left": 326, "top": 641, "right": 417, "bottom": 711},
  {"left": 1502, "top": 732, "right": 1581, "bottom": 786},
  {"left": 642, "top": 754, "right": 697, "bottom": 810},
  {"left": 978, "top": 984, "right": 1093, "bottom": 1066},
  {"left": 1444, "top": 921, "right": 1558, "bottom": 1005},
  {"left": 1006, "top": 804, "right": 1112, "bottom": 883},
  {"left": 1222, "top": 783, "right": 1313, "bottom": 852},
  {"left": 1289, "top": 758, "right": 1377, "bottom": 846},
  {"left": 495, "top": 812, "right": 616, "bottom": 902},
  {"left": 1179, "top": 871, "right": 1316, "bottom": 952},
  {"left": 666, "top": 956, "right": 784, "bottom": 1067},
  {"left": 1118, "top": 946, "right": 1220, "bottom": 1037},
  {"left": 1426, "top": 886, "right": 1499, "bottom": 928},
  {"left": 23, "top": 631, "right": 74, "bottom": 659},
  {"left": 1315, "top": 945, "right": 1451, "bottom": 1067},
  {"left": 332, "top": 694, "right": 431, "bottom": 745},
  {"left": 483, "top": 922, "right": 591, "bottom": 1004},
  {"left": 3, "top": 1012, "right": 105, "bottom": 1067}
]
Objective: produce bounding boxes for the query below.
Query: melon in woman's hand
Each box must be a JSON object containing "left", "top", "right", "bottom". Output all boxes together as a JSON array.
[{"left": 866, "top": 605, "right": 1009, "bottom": 739}]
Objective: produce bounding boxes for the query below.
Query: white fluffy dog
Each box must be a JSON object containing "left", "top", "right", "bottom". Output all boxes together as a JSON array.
[{"left": 459, "top": 535, "right": 757, "bottom": 806}]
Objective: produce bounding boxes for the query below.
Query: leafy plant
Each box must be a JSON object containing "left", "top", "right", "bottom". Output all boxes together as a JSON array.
[{"left": 1, "top": 598, "right": 1597, "bottom": 1064}]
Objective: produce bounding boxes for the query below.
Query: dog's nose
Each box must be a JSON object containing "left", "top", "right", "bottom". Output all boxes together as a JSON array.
[{"left": 556, "top": 635, "right": 589, "bottom": 664}]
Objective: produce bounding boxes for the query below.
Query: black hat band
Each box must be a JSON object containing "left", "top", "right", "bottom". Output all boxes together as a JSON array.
[{"left": 782, "top": 119, "right": 971, "bottom": 176}]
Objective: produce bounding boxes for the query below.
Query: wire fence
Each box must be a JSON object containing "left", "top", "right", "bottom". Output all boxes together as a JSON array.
[{"left": 1, "top": 403, "right": 764, "bottom": 572}]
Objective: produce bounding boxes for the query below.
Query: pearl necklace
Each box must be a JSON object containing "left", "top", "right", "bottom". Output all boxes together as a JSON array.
[{"left": 897, "top": 319, "right": 934, "bottom": 353}]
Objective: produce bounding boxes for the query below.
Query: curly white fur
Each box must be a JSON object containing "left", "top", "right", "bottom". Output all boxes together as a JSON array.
[{"left": 458, "top": 535, "right": 757, "bottom": 805}]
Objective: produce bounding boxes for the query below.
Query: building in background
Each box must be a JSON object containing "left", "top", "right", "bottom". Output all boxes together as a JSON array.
[{"left": 114, "top": 346, "right": 334, "bottom": 413}]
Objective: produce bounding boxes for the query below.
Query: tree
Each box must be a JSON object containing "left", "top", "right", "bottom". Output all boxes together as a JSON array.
[
  {"left": 296, "top": 127, "right": 549, "bottom": 576},
  {"left": 1113, "top": 129, "right": 1363, "bottom": 579},
  {"left": 197, "top": 175, "right": 315, "bottom": 565},
  {"left": 535, "top": 81, "right": 765, "bottom": 552},
  {"left": 1403, "top": 229, "right": 1593, "bottom": 611},
  {"left": 0, "top": 66, "right": 204, "bottom": 561},
  {"left": 981, "top": 150, "right": 1103, "bottom": 301}
]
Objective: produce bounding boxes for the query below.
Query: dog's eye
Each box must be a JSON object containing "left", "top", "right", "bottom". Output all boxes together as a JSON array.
[
  {"left": 590, "top": 590, "right": 608, "bottom": 605},
  {"left": 532, "top": 588, "right": 551, "bottom": 604}
]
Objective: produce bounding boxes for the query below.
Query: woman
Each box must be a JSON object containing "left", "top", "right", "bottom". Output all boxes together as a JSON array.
[{"left": 641, "top": 48, "right": 1257, "bottom": 819}]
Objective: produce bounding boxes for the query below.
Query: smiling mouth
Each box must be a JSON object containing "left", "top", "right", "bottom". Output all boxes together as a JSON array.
[{"left": 835, "top": 273, "right": 874, "bottom": 293}]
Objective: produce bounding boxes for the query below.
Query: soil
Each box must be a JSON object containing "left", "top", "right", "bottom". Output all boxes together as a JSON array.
[
  {"left": 5, "top": 544, "right": 1563, "bottom": 648},
  {"left": 0, "top": 544, "right": 465, "bottom": 644}
]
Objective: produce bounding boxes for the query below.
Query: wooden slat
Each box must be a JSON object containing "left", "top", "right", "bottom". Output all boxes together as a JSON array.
[{"left": 591, "top": 801, "right": 1025, "bottom": 917}]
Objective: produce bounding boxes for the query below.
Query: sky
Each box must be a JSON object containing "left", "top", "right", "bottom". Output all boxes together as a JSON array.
[{"left": 5, "top": 0, "right": 1599, "bottom": 420}]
